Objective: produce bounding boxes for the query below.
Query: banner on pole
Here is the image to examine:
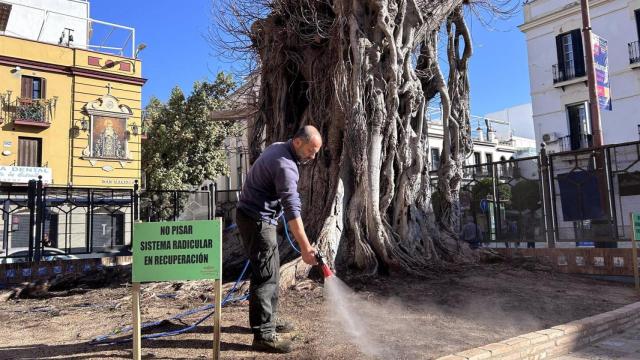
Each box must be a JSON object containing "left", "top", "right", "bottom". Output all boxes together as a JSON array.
[
  {"left": 133, "top": 220, "right": 222, "bottom": 282},
  {"left": 592, "top": 33, "right": 612, "bottom": 111}
]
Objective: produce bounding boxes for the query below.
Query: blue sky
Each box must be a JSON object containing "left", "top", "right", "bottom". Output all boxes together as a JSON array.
[{"left": 92, "top": 1, "right": 531, "bottom": 116}]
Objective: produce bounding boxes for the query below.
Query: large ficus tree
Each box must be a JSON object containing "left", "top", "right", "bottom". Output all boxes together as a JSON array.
[{"left": 215, "top": 0, "right": 514, "bottom": 276}]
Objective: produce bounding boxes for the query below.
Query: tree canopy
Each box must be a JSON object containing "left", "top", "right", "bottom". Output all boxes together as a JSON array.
[{"left": 142, "top": 72, "right": 241, "bottom": 191}]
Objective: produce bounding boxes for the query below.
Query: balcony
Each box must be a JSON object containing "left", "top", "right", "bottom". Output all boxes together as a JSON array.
[
  {"left": 552, "top": 63, "right": 585, "bottom": 84},
  {"left": 629, "top": 41, "right": 640, "bottom": 66},
  {"left": 560, "top": 134, "right": 593, "bottom": 152},
  {"left": 0, "top": 96, "right": 54, "bottom": 128}
]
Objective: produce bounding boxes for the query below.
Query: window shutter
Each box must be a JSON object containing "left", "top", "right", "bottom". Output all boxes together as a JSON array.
[
  {"left": 21, "top": 76, "right": 32, "bottom": 99},
  {"left": 555, "top": 34, "right": 565, "bottom": 78},
  {"left": 571, "top": 29, "right": 586, "bottom": 77},
  {"left": 40, "top": 78, "right": 46, "bottom": 99},
  {"left": 635, "top": 10, "right": 640, "bottom": 40},
  {"left": 18, "top": 138, "right": 40, "bottom": 167}
]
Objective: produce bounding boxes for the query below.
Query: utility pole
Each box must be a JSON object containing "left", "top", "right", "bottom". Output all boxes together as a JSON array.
[
  {"left": 580, "top": 0, "right": 603, "bottom": 147},
  {"left": 581, "top": 0, "right": 614, "bottom": 248}
]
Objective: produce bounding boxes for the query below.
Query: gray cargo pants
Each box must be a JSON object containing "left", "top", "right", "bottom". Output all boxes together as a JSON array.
[{"left": 235, "top": 208, "right": 280, "bottom": 338}]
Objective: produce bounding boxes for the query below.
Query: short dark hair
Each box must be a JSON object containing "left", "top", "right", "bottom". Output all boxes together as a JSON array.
[{"left": 293, "top": 125, "right": 320, "bottom": 143}]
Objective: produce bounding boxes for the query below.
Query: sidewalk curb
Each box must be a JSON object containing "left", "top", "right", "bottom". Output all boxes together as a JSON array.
[{"left": 437, "top": 301, "right": 640, "bottom": 360}]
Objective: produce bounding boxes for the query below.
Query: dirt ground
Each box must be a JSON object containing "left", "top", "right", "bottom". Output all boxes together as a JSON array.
[{"left": 1, "top": 260, "right": 638, "bottom": 360}]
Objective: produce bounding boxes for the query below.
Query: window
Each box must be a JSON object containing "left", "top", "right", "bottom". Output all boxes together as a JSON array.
[
  {"left": 555, "top": 30, "right": 585, "bottom": 81},
  {"left": 237, "top": 149, "right": 244, "bottom": 189},
  {"left": 0, "top": 3, "right": 11, "bottom": 32},
  {"left": 567, "top": 103, "right": 591, "bottom": 150},
  {"left": 499, "top": 156, "right": 508, "bottom": 176},
  {"left": 90, "top": 211, "right": 125, "bottom": 249},
  {"left": 474, "top": 152, "right": 482, "bottom": 173},
  {"left": 21, "top": 76, "right": 46, "bottom": 99},
  {"left": 485, "top": 154, "right": 493, "bottom": 175},
  {"left": 430, "top": 148, "right": 440, "bottom": 171},
  {"left": 17, "top": 137, "right": 42, "bottom": 167}
]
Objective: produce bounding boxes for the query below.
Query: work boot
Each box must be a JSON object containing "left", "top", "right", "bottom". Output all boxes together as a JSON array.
[
  {"left": 252, "top": 333, "right": 293, "bottom": 353},
  {"left": 275, "top": 318, "right": 296, "bottom": 333}
]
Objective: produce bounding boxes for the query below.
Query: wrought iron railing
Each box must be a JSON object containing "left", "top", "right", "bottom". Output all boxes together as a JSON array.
[
  {"left": 15, "top": 98, "right": 50, "bottom": 123},
  {"left": 552, "top": 62, "right": 584, "bottom": 83},
  {"left": 560, "top": 134, "right": 593, "bottom": 152},
  {"left": 0, "top": 95, "right": 55, "bottom": 125},
  {"left": 629, "top": 41, "right": 640, "bottom": 65}
]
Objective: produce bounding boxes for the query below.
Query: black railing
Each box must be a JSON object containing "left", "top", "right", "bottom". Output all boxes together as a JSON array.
[
  {"left": 0, "top": 97, "right": 54, "bottom": 126},
  {"left": 552, "top": 63, "right": 582, "bottom": 83},
  {"left": 629, "top": 41, "right": 640, "bottom": 65},
  {"left": 560, "top": 134, "right": 593, "bottom": 152}
]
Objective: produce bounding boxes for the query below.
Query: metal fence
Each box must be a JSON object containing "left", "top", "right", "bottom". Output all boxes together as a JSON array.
[
  {"left": 0, "top": 180, "right": 224, "bottom": 262},
  {"left": 1, "top": 181, "right": 135, "bottom": 261},
  {"left": 6, "top": 140, "right": 640, "bottom": 262},
  {"left": 435, "top": 140, "right": 640, "bottom": 248}
]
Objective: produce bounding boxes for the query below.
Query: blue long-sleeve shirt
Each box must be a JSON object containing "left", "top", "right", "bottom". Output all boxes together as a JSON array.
[{"left": 237, "top": 140, "right": 302, "bottom": 225}]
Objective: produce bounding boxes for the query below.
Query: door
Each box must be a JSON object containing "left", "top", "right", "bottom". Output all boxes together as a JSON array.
[{"left": 17, "top": 137, "right": 42, "bottom": 167}]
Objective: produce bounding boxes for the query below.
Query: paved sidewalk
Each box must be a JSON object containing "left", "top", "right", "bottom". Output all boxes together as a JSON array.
[{"left": 555, "top": 324, "right": 640, "bottom": 359}]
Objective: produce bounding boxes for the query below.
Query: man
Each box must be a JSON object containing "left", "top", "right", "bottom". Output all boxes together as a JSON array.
[
  {"left": 235, "top": 125, "right": 322, "bottom": 353},
  {"left": 460, "top": 216, "right": 483, "bottom": 250}
]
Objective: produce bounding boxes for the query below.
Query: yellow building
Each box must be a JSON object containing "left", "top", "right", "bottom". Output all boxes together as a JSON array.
[{"left": 0, "top": 4, "right": 145, "bottom": 189}]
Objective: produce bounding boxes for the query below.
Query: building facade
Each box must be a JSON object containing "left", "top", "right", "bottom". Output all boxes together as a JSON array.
[
  {"left": 426, "top": 106, "right": 537, "bottom": 175},
  {"left": 0, "top": 0, "right": 145, "bottom": 257},
  {"left": 0, "top": 0, "right": 146, "bottom": 188},
  {"left": 520, "top": 0, "right": 640, "bottom": 153}
]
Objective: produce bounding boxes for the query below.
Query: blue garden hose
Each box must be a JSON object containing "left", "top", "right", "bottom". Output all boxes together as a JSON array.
[
  {"left": 91, "top": 215, "right": 298, "bottom": 345},
  {"left": 281, "top": 215, "right": 301, "bottom": 254},
  {"left": 90, "top": 259, "right": 250, "bottom": 345}
]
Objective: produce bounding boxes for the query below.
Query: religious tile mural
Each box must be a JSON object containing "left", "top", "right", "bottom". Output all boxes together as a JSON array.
[{"left": 92, "top": 116, "right": 127, "bottom": 159}]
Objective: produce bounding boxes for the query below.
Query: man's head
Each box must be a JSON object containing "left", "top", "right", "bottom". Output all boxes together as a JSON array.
[{"left": 292, "top": 125, "right": 322, "bottom": 165}]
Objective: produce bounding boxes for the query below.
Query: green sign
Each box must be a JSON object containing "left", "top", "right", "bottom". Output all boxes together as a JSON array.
[
  {"left": 132, "top": 220, "right": 222, "bottom": 282},
  {"left": 634, "top": 213, "right": 640, "bottom": 241}
]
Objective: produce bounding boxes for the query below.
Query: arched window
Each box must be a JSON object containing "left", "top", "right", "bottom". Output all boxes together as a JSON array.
[{"left": 500, "top": 156, "right": 508, "bottom": 176}]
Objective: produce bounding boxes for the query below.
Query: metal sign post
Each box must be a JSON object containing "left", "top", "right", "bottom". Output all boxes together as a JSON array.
[
  {"left": 214, "top": 277, "right": 222, "bottom": 359},
  {"left": 131, "top": 219, "right": 223, "bottom": 359},
  {"left": 630, "top": 213, "right": 640, "bottom": 292}
]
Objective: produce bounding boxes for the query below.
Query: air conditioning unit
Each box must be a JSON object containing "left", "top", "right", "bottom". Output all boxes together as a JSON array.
[{"left": 542, "top": 132, "right": 558, "bottom": 143}]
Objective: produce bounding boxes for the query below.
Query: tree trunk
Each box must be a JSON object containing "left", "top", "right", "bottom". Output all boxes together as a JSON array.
[
  {"left": 250, "top": 0, "right": 472, "bottom": 276},
  {"left": 418, "top": 5, "right": 474, "bottom": 240}
]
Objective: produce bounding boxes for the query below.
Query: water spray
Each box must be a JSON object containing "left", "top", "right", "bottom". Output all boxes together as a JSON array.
[{"left": 315, "top": 250, "right": 334, "bottom": 278}]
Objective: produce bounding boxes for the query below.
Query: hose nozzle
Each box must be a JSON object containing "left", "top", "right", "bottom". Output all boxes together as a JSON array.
[{"left": 315, "top": 251, "right": 334, "bottom": 278}]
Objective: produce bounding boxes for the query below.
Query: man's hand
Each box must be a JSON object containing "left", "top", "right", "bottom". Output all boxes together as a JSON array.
[{"left": 301, "top": 245, "right": 318, "bottom": 266}]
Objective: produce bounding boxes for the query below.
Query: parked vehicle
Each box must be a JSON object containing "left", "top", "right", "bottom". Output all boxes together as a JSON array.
[{"left": 0, "top": 247, "right": 79, "bottom": 264}]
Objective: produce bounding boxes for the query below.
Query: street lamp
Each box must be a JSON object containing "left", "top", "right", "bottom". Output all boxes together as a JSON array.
[{"left": 134, "top": 43, "right": 147, "bottom": 58}]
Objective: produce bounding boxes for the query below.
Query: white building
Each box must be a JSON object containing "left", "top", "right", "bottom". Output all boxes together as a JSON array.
[
  {"left": 520, "top": 0, "right": 640, "bottom": 153},
  {"left": 426, "top": 107, "right": 537, "bottom": 174},
  {"left": 485, "top": 103, "right": 536, "bottom": 139},
  {"left": 0, "top": 0, "right": 137, "bottom": 57},
  {"left": 1, "top": 0, "right": 89, "bottom": 47}
]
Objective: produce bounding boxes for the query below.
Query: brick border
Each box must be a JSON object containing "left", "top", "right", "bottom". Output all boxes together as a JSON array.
[
  {"left": 437, "top": 301, "right": 640, "bottom": 360},
  {"left": 1, "top": 256, "right": 132, "bottom": 285},
  {"left": 497, "top": 248, "right": 638, "bottom": 276}
]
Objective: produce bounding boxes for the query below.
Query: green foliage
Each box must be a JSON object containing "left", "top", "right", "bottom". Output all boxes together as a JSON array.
[
  {"left": 142, "top": 72, "right": 241, "bottom": 191},
  {"left": 510, "top": 180, "right": 541, "bottom": 212},
  {"left": 470, "top": 178, "right": 511, "bottom": 212}
]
